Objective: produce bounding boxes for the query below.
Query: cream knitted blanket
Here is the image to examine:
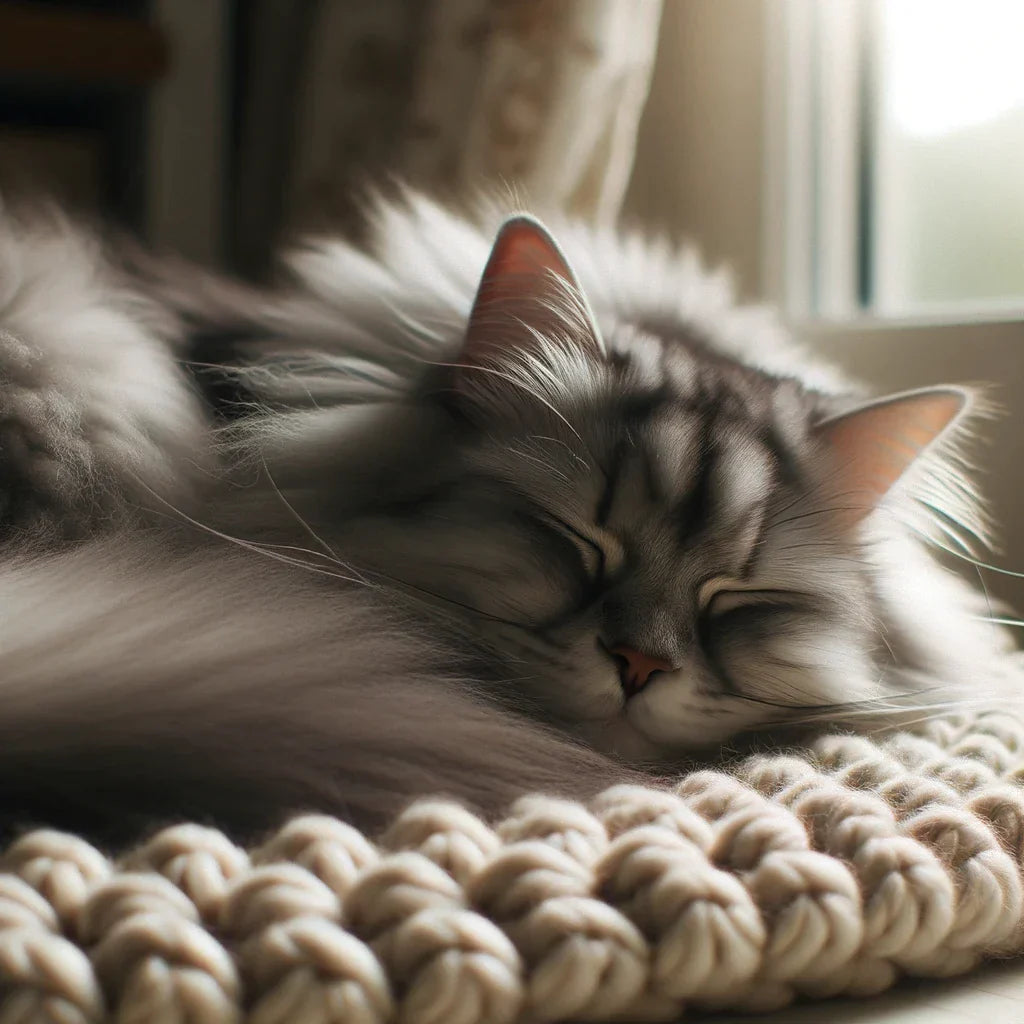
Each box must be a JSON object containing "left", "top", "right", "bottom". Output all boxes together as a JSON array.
[{"left": 2, "top": 710, "right": 1023, "bottom": 1024}]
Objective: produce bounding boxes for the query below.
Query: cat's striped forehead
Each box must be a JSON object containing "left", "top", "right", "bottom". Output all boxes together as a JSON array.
[
  {"left": 466, "top": 326, "right": 826, "bottom": 600},
  {"left": 473, "top": 323, "right": 823, "bottom": 535},
  {"left": 594, "top": 398, "right": 778, "bottom": 542},
  {"left": 577, "top": 327, "right": 818, "bottom": 520}
]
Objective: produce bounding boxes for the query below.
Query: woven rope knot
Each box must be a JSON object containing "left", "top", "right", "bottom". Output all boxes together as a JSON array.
[
  {"left": 2, "top": 830, "right": 110, "bottom": 930},
  {"left": 91, "top": 912, "right": 241, "bottom": 1024},
  {"left": 498, "top": 796, "right": 608, "bottom": 865},
  {"left": 239, "top": 916, "right": 393, "bottom": 1024},
  {"left": 78, "top": 873, "right": 199, "bottom": 945},
  {"left": 0, "top": 709, "right": 1022, "bottom": 1021},
  {"left": 598, "top": 824, "right": 763, "bottom": 1006},
  {"left": 348, "top": 852, "right": 522, "bottom": 1024},
  {"left": 254, "top": 815, "right": 378, "bottom": 901},
  {"left": 469, "top": 834, "right": 652, "bottom": 1019},
  {"left": 122, "top": 824, "right": 249, "bottom": 924},
  {"left": 382, "top": 801, "right": 500, "bottom": 886},
  {"left": 221, "top": 864, "right": 341, "bottom": 940},
  {"left": 0, "top": 926, "right": 106, "bottom": 1024},
  {"left": 0, "top": 874, "right": 60, "bottom": 933},
  {"left": 592, "top": 785, "right": 713, "bottom": 851}
]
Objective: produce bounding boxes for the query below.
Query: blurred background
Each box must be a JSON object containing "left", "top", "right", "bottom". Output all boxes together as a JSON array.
[{"left": 1, "top": 0, "right": 1022, "bottom": 600}]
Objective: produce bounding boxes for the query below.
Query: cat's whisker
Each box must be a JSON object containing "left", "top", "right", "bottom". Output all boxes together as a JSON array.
[
  {"left": 782, "top": 689, "right": 1014, "bottom": 729},
  {"left": 793, "top": 697, "right": 952, "bottom": 720},
  {"left": 508, "top": 444, "right": 571, "bottom": 485},
  {"left": 132, "top": 478, "right": 377, "bottom": 588},
  {"left": 137, "top": 467, "right": 528, "bottom": 641},
  {"left": 259, "top": 456, "right": 374, "bottom": 587},
  {"left": 351, "top": 568, "right": 539, "bottom": 633},
  {"left": 930, "top": 542, "right": 1024, "bottom": 581},
  {"left": 735, "top": 676, "right": 949, "bottom": 719},
  {"left": 973, "top": 559, "right": 997, "bottom": 628},
  {"left": 858, "top": 704, "right": 1005, "bottom": 735},
  {"left": 528, "top": 434, "right": 591, "bottom": 471}
]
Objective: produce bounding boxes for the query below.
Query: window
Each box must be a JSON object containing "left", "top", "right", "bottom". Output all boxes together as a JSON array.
[{"left": 766, "top": 0, "right": 1024, "bottom": 321}]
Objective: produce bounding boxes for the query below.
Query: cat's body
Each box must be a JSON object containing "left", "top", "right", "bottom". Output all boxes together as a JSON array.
[{"left": 0, "top": 193, "right": 1016, "bottom": 842}]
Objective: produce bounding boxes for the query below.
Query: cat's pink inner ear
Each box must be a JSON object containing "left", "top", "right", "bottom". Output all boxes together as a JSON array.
[
  {"left": 461, "top": 215, "right": 602, "bottom": 371},
  {"left": 815, "top": 387, "right": 968, "bottom": 525}
]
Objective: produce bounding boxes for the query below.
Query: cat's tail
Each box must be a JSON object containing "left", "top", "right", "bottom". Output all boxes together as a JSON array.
[{"left": 0, "top": 537, "right": 633, "bottom": 843}]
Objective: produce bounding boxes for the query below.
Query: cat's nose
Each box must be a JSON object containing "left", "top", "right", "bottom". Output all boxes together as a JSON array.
[{"left": 607, "top": 644, "right": 674, "bottom": 696}]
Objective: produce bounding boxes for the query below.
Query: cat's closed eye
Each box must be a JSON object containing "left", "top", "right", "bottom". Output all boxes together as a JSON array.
[
  {"left": 701, "top": 586, "right": 815, "bottom": 617},
  {"left": 698, "top": 584, "right": 822, "bottom": 672},
  {"left": 700, "top": 584, "right": 825, "bottom": 675},
  {"left": 538, "top": 511, "right": 611, "bottom": 585}
]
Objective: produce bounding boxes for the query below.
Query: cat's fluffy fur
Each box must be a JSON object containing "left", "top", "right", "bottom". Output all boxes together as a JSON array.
[
  {"left": 0, "top": 191, "right": 1017, "bottom": 842},
  {"left": 0, "top": 204, "right": 210, "bottom": 538}
]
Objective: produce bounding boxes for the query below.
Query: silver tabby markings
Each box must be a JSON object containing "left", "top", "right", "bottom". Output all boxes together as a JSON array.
[{"left": 0, "top": 192, "right": 1013, "bottom": 840}]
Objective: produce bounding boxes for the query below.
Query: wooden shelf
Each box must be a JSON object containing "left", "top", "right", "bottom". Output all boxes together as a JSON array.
[{"left": 0, "top": 2, "right": 169, "bottom": 87}]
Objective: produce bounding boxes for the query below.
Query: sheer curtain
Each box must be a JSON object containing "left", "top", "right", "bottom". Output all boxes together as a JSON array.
[
  {"left": 283, "top": 0, "right": 663, "bottom": 240},
  {"left": 400, "top": 0, "right": 663, "bottom": 222}
]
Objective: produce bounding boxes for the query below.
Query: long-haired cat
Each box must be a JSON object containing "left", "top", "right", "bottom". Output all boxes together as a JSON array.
[{"left": 0, "top": 192, "right": 1016, "bottom": 842}]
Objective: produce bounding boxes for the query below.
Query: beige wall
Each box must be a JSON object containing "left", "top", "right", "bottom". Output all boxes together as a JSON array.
[
  {"left": 624, "top": 0, "right": 1024, "bottom": 605},
  {"left": 626, "top": 0, "right": 767, "bottom": 298}
]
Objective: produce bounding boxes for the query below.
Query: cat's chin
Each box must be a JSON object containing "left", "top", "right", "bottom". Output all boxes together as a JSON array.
[{"left": 575, "top": 716, "right": 676, "bottom": 764}]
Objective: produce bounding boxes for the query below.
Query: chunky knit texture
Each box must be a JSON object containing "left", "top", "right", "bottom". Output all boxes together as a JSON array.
[{"left": 3, "top": 711, "right": 1024, "bottom": 1023}]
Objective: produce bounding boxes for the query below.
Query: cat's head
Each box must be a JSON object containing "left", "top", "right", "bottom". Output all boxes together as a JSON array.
[{"left": 327, "top": 216, "right": 972, "bottom": 759}]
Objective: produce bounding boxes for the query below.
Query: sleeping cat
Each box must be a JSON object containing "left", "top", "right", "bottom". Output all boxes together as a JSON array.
[{"left": 0, "top": 193, "right": 1016, "bottom": 841}]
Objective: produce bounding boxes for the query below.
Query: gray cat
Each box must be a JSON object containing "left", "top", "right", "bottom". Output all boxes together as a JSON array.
[{"left": 0, "top": 193, "right": 1016, "bottom": 842}]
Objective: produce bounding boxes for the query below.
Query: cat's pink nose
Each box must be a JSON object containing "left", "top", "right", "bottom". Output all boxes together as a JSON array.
[{"left": 608, "top": 644, "right": 674, "bottom": 696}]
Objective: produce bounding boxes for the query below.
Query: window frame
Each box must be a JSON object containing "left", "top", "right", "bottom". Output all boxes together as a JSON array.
[{"left": 762, "top": 0, "right": 1024, "bottom": 329}]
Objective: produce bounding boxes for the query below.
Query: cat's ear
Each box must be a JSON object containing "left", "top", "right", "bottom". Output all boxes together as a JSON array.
[
  {"left": 459, "top": 215, "right": 603, "bottom": 376},
  {"left": 815, "top": 386, "right": 970, "bottom": 525}
]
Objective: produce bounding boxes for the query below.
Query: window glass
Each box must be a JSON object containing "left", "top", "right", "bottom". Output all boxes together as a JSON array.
[{"left": 870, "top": 0, "right": 1024, "bottom": 313}]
